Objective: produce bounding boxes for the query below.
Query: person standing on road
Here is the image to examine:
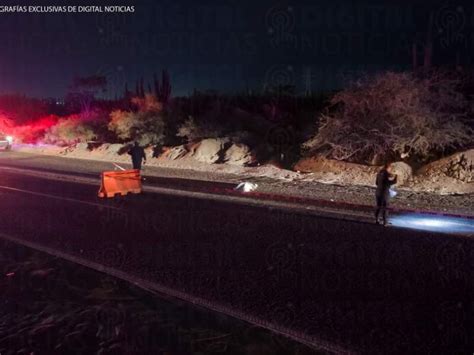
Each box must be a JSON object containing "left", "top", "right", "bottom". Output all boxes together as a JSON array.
[
  {"left": 128, "top": 141, "right": 147, "bottom": 170},
  {"left": 375, "top": 163, "right": 397, "bottom": 226}
]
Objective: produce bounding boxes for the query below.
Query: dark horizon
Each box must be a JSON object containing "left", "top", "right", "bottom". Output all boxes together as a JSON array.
[{"left": 0, "top": 0, "right": 472, "bottom": 99}]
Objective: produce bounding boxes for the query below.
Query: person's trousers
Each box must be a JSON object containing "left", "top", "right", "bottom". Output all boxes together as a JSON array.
[
  {"left": 132, "top": 160, "right": 142, "bottom": 170},
  {"left": 375, "top": 195, "right": 388, "bottom": 222}
]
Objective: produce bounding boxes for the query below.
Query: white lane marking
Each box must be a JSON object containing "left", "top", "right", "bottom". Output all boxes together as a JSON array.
[
  {"left": 0, "top": 185, "right": 121, "bottom": 211},
  {"left": 0, "top": 166, "right": 99, "bottom": 185}
]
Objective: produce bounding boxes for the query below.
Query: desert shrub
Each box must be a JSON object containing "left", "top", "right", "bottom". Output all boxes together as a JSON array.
[
  {"left": 0, "top": 114, "right": 14, "bottom": 132},
  {"left": 81, "top": 109, "right": 113, "bottom": 143},
  {"left": 175, "top": 96, "right": 269, "bottom": 144},
  {"left": 176, "top": 116, "right": 226, "bottom": 142},
  {"left": 176, "top": 97, "right": 233, "bottom": 143},
  {"left": 0, "top": 95, "right": 48, "bottom": 124},
  {"left": 43, "top": 117, "right": 96, "bottom": 146},
  {"left": 303, "top": 71, "right": 473, "bottom": 164},
  {"left": 11, "top": 115, "right": 59, "bottom": 143},
  {"left": 108, "top": 94, "right": 166, "bottom": 146}
]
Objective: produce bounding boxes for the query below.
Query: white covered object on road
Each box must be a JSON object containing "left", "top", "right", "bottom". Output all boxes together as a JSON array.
[{"left": 234, "top": 182, "right": 258, "bottom": 193}]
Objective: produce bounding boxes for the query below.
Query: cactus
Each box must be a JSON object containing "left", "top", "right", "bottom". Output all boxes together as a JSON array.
[
  {"left": 153, "top": 73, "right": 160, "bottom": 99},
  {"left": 412, "top": 42, "right": 418, "bottom": 71},
  {"left": 423, "top": 12, "right": 434, "bottom": 71},
  {"left": 160, "top": 70, "right": 172, "bottom": 106},
  {"left": 123, "top": 83, "right": 130, "bottom": 100},
  {"left": 154, "top": 70, "right": 172, "bottom": 107},
  {"left": 135, "top": 81, "right": 140, "bottom": 97},
  {"left": 139, "top": 77, "right": 145, "bottom": 97}
]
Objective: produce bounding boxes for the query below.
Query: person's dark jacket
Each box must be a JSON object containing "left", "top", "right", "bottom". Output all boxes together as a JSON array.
[
  {"left": 375, "top": 169, "right": 397, "bottom": 199},
  {"left": 128, "top": 145, "right": 146, "bottom": 168}
]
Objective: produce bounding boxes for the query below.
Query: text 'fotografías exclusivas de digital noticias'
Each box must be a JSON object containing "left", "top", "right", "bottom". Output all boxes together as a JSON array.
[{"left": 0, "top": 6, "right": 135, "bottom": 13}]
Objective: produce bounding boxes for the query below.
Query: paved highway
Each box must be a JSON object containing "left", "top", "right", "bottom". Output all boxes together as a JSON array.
[{"left": 0, "top": 164, "right": 472, "bottom": 354}]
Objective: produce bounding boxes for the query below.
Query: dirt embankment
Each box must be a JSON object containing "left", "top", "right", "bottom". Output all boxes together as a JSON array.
[
  {"left": 15, "top": 142, "right": 474, "bottom": 196},
  {"left": 295, "top": 150, "right": 474, "bottom": 195}
]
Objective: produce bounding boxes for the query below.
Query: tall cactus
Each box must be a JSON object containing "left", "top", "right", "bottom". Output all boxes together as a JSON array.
[
  {"left": 161, "top": 70, "right": 172, "bottom": 106},
  {"left": 423, "top": 12, "right": 434, "bottom": 71},
  {"left": 139, "top": 77, "right": 145, "bottom": 97},
  {"left": 154, "top": 70, "right": 172, "bottom": 107},
  {"left": 412, "top": 42, "right": 418, "bottom": 71},
  {"left": 123, "top": 83, "right": 131, "bottom": 100},
  {"left": 135, "top": 80, "right": 140, "bottom": 97},
  {"left": 153, "top": 73, "right": 160, "bottom": 99}
]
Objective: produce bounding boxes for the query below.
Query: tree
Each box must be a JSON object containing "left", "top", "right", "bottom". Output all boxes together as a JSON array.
[
  {"left": 66, "top": 76, "right": 107, "bottom": 116},
  {"left": 303, "top": 71, "right": 473, "bottom": 164}
]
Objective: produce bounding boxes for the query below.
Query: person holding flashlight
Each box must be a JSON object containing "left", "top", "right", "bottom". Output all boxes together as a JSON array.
[{"left": 375, "top": 163, "right": 397, "bottom": 226}]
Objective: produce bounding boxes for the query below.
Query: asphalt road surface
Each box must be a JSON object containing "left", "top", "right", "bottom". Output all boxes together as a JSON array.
[{"left": 0, "top": 165, "right": 472, "bottom": 354}]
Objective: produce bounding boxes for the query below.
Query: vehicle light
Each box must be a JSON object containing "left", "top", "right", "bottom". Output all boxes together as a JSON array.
[{"left": 6, "top": 136, "right": 13, "bottom": 143}]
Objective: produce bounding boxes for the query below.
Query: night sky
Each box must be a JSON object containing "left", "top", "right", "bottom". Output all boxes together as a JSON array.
[{"left": 0, "top": 0, "right": 472, "bottom": 98}]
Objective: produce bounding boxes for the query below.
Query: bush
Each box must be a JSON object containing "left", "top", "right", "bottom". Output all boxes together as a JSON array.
[
  {"left": 0, "top": 95, "right": 48, "bottom": 125},
  {"left": 11, "top": 115, "right": 59, "bottom": 143},
  {"left": 0, "top": 114, "right": 14, "bottom": 133},
  {"left": 43, "top": 117, "right": 96, "bottom": 146},
  {"left": 303, "top": 71, "right": 473, "bottom": 164},
  {"left": 108, "top": 94, "right": 166, "bottom": 146},
  {"left": 176, "top": 116, "right": 225, "bottom": 143}
]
